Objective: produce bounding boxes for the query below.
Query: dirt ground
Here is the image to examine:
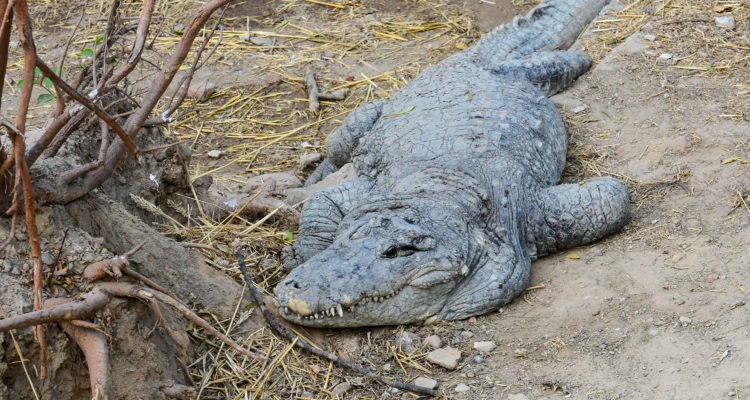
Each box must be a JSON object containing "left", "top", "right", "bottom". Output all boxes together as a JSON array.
[{"left": 2, "top": 0, "right": 750, "bottom": 399}]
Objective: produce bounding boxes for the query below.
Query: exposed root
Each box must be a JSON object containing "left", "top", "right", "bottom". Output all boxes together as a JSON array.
[
  {"left": 236, "top": 254, "right": 438, "bottom": 397},
  {"left": 46, "top": 298, "right": 113, "bottom": 400}
]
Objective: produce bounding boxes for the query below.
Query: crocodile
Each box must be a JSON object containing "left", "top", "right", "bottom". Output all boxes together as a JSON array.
[{"left": 274, "top": 0, "right": 629, "bottom": 327}]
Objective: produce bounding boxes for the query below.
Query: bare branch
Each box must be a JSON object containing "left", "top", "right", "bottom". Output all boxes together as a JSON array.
[{"left": 35, "top": 59, "right": 140, "bottom": 159}]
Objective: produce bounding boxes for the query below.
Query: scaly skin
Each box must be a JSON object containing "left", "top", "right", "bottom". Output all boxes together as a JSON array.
[{"left": 275, "top": 0, "right": 629, "bottom": 327}]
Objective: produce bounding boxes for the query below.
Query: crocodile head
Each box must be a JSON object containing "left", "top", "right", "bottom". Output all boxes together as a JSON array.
[
  {"left": 275, "top": 203, "right": 470, "bottom": 327},
  {"left": 274, "top": 169, "right": 530, "bottom": 327}
]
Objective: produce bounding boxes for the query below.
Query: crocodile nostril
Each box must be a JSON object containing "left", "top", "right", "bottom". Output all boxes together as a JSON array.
[{"left": 285, "top": 280, "right": 303, "bottom": 289}]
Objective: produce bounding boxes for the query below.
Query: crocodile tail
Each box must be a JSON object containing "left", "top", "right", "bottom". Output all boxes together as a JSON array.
[{"left": 471, "top": 0, "right": 610, "bottom": 66}]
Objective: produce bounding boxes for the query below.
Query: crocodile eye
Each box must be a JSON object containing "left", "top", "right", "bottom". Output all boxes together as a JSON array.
[{"left": 382, "top": 245, "right": 416, "bottom": 258}]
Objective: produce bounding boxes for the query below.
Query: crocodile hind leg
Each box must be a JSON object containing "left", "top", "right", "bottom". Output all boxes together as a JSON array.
[
  {"left": 305, "top": 100, "right": 386, "bottom": 185},
  {"left": 528, "top": 177, "right": 629, "bottom": 257},
  {"left": 282, "top": 178, "right": 373, "bottom": 270},
  {"left": 491, "top": 51, "right": 592, "bottom": 96}
]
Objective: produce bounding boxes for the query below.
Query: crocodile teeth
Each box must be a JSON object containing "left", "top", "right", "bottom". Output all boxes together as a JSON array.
[{"left": 337, "top": 304, "right": 343, "bottom": 317}]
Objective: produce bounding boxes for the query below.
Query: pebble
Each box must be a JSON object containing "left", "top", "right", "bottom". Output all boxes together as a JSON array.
[
  {"left": 659, "top": 53, "right": 673, "bottom": 60},
  {"left": 10, "top": 266, "right": 20, "bottom": 275},
  {"left": 455, "top": 383, "right": 470, "bottom": 393},
  {"left": 715, "top": 16, "right": 736, "bottom": 30},
  {"left": 400, "top": 331, "right": 420, "bottom": 353},
  {"left": 298, "top": 152, "right": 321, "bottom": 169},
  {"left": 474, "top": 355, "right": 484, "bottom": 364},
  {"left": 459, "top": 330, "right": 474, "bottom": 339},
  {"left": 426, "top": 347, "right": 462, "bottom": 370},
  {"left": 679, "top": 316, "right": 692, "bottom": 325},
  {"left": 186, "top": 78, "right": 217, "bottom": 101},
  {"left": 413, "top": 377, "right": 437, "bottom": 390},
  {"left": 265, "top": 72, "right": 282, "bottom": 85},
  {"left": 2, "top": 259, "right": 11, "bottom": 272},
  {"left": 509, "top": 394, "right": 530, "bottom": 400},
  {"left": 207, "top": 150, "right": 224, "bottom": 159},
  {"left": 643, "top": 34, "right": 656, "bottom": 41},
  {"left": 41, "top": 252, "right": 54, "bottom": 266},
  {"left": 423, "top": 334, "right": 442, "bottom": 349},
  {"left": 473, "top": 341, "right": 497, "bottom": 353},
  {"left": 671, "top": 253, "right": 684, "bottom": 263},
  {"left": 382, "top": 363, "right": 392, "bottom": 372},
  {"left": 571, "top": 104, "right": 588, "bottom": 113},
  {"left": 331, "top": 382, "right": 351, "bottom": 397}
]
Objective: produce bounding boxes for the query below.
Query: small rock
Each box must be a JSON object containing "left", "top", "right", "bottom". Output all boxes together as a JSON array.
[
  {"left": 659, "top": 53, "right": 673, "bottom": 60},
  {"left": 41, "top": 252, "right": 54, "bottom": 266},
  {"left": 679, "top": 316, "right": 692, "bottom": 325},
  {"left": 473, "top": 341, "right": 497, "bottom": 353},
  {"left": 454, "top": 383, "right": 470, "bottom": 393},
  {"left": 413, "top": 377, "right": 437, "bottom": 390},
  {"left": 426, "top": 347, "right": 462, "bottom": 370},
  {"left": 509, "top": 394, "right": 530, "bottom": 400},
  {"left": 249, "top": 36, "right": 275, "bottom": 46},
  {"left": 423, "top": 335, "right": 442, "bottom": 349},
  {"left": 671, "top": 253, "right": 684, "bottom": 263},
  {"left": 715, "top": 16, "right": 736, "bottom": 30},
  {"left": 474, "top": 355, "right": 484, "bottom": 363},
  {"left": 245, "top": 171, "right": 302, "bottom": 193},
  {"left": 299, "top": 152, "right": 321, "bottom": 169},
  {"left": 10, "top": 266, "right": 20, "bottom": 275},
  {"left": 187, "top": 79, "right": 217, "bottom": 101},
  {"left": 400, "top": 331, "right": 420, "bottom": 353},
  {"left": 571, "top": 104, "right": 588, "bottom": 113},
  {"left": 2, "top": 259, "right": 12, "bottom": 272},
  {"left": 266, "top": 72, "right": 282, "bottom": 85},
  {"left": 331, "top": 382, "right": 351, "bottom": 397},
  {"left": 643, "top": 34, "right": 656, "bottom": 41},
  {"left": 467, "top": 317, "right": 477, "bottom": 324},
  {"left": 207, "top": 150, "right": 224, "bottom": 159},
  {"left": 459, "top": 330, "right": 474, "bottom": 339},
  {"left": 382, "top": 363, "right": 392, "bottom": 372}
]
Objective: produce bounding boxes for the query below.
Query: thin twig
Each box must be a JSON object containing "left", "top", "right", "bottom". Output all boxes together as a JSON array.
[
  {"left": 236, "top": 254, "right": 438, "bottom": 396},
  {"left": 9, "top": 331, "right": 40, "bottom": 400}
]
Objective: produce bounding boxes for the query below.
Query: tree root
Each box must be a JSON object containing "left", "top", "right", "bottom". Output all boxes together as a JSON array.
[
  {"left": 236, "top": 254, "right": 439, "bottom": 397},
  {"left": 45, "top": 298, "right": 113, "bottom": 400}
]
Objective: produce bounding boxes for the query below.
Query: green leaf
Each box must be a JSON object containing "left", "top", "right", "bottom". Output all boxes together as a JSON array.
[
  {"left": 36, "top": 93, "right": 55, "bottom": 105},
  {"left": 95, "top": 34, "right": 104, "bottom": 44},
  {"left": 15, "top": 79, "right": 23, "bottom": 88},
  {"left": 281, "top": 229, "right": 294, "bottom": 243},
  {"left": 80, "top": 48, "right": 94, "bottom": 58},
  {"left": 43, "top": 77, "right": 53, "bottom": 89},
  {"left": 34, "top": 66, "right": 41, "bottom": 76},
  {"left": 383, "top": 105, "right": 415, "bottom": 119}
]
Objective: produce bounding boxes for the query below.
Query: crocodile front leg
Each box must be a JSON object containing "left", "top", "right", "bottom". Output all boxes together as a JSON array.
[
  {"left": 306, "top": 100, "right": 386, "bottom": 185},
  {"left": 528, "top": 178, "right": 629, "bottom": 257},
  {"left": 282, "top": 178, "right": 374, "bottom": 270}
]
